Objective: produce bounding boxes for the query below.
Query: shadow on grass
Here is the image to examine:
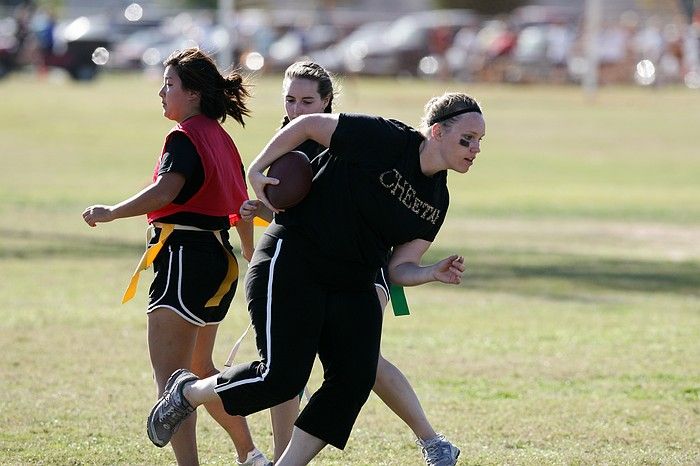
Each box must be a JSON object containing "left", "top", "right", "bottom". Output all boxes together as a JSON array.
[
  {"left": 1, "top": 228, "right": 246, "bottom": 260},
  {"left": 0, "top": 228, "right": 145, "bottom": 259},
  {"left": 425, "top": 246, "right": 700, "bottom": 299},
  {"left": 3, "top": 229, "right": 698, "bottom": 298}
]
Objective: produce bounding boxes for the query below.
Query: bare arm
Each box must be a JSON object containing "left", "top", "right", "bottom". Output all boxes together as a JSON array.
[
  {"left": 234, "top": 218, "right": 254, "bottom": 262},
  {"left": 388, "top": 238, "right": 465, "bottom": 287},
  {"left": 248, "top": 113, "right": 338, "bottom": 213},
  {"left": 82, "top": 172, "right": 185, "bottom": 227}
]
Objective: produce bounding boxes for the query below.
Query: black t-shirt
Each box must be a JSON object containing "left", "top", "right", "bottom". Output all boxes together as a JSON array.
[
  {"left": 294, "top": 139, "right": 327, "bottom": 160},
  {"left": 276, "top": 113, "right": 449, "bottom": 271},
  {"left": 155, "top": 131, "right": 234, "bottom": 230}
]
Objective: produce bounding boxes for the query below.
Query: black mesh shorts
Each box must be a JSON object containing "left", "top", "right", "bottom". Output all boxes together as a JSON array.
[{"left": 147, "top": 228, "right": 238, "bottom": 326}]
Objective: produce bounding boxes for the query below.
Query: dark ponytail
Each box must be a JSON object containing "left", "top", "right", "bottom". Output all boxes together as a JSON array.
[{"left": 220, "top": 72, "right": 251, "bottom": 126}]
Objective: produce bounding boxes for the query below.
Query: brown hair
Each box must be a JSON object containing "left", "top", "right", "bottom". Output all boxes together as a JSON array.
[
  {"left": 164, "top": 48, "right": 251, "bottom": 126},
  {"left": 420, "top": 92, "right": 482, "bottom": 132},
  {"left": 280, "top": 61, "right": 337, "bottom": 127}
]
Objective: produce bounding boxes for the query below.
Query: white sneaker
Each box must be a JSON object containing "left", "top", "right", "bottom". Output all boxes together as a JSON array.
[{"left": 237, "top": 448, "right": 272, "bottom": 466}]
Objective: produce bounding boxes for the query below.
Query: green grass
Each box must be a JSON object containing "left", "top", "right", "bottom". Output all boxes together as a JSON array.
[{"left": 1, "top": 72, "right": 699, "bottom": 465}]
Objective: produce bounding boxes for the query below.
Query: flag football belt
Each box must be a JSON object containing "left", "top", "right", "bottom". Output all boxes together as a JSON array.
[
  {"left": 253, "top": 217, "right": 270, "bottom": 227},
  {"left": 121, "top": 222, "right": 238, "bottom": 308}
]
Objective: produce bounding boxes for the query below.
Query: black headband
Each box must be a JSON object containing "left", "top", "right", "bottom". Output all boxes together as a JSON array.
[{"left": 429, "top": 107, "right": 479, "bottom": 125}]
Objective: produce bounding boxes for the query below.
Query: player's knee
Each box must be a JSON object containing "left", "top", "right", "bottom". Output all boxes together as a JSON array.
[
  {"left": 263, "top": 372, "right": 306, "bottom": 402},
  {"left": 355, "top": 354, "right": 380, "bottom": 391},
  {"left": 357, "top": 370, "right": 377, "bottom": 396},
  {"left": 335, "top": 364, "right": 377, "bottom": 399},
  {"left": 259, "top": 382, "right": 303, "bottom": 406}
]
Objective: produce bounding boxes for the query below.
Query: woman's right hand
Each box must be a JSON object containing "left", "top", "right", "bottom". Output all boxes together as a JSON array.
[
  {"left": 247, "top": 169, "right": 280, "bottom": 214},
  {"left": 82, "top": 204, "right": 115, "bottom": 227}
]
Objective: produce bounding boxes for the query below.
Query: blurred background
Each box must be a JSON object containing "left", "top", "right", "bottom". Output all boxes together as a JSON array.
[
  {"left": 1, "top": 0, "right": 698, "bottom": 89},
  {"left": 2, "top": 2, "right": 699, "bottom": 464}
]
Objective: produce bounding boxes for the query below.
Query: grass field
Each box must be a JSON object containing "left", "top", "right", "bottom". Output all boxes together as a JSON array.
[{"left": 1, "top": 71, "right": 699, "bottom": 465}]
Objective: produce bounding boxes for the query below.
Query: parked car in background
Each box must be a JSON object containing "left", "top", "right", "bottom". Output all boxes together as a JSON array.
[
  {"left": 306, "top": 20, "right": 389, "bottom": 73},
  {"left": 109, "top": 11, "right": 234, "bottom": 71},
  {"left": 506, "top": 5, "right": 579, "bottom": 83},
  {"left": 445, "top": 18, "right": 517, "bottom": 82},
  {"left": 266, "top": 22, "right": 341, "bottom": 71},
  {"left": 108, "top": 26, "right": 166, "bottom": 70},
  {"left": 0, "top": 12, "right": 111, "bottom": 80},
  {"left": 353, "top": 9, "right": 479, "bottom": 77}
]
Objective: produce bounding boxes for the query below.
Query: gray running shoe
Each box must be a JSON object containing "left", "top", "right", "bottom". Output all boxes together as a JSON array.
[
  {"left": 417, "top": 434, "right": 461, "bottom": 466},
  {"left": 147, "top": 368, "right": 198, "bottom": 447},
  {"left": 237, "top": 447, "right": 272, "bottom": 466}
]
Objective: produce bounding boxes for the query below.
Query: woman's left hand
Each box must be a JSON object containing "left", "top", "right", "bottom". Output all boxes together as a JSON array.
[
  {"left": 432, "top": 255, "right": 465, "bottom": 285},
  {"left": 239, "top": 199, "right": 261, "bottom": 222}
]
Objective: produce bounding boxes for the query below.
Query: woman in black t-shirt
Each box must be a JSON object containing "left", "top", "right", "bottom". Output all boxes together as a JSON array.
[
  {"left": 242, "top": 61, "right": 459, "bottom": 464},
  {"left": 240, "top": 61, "right": 333, "bottom": 461},
  {"left": 148, "top": 92, "right": 485, "bottom": 465}
]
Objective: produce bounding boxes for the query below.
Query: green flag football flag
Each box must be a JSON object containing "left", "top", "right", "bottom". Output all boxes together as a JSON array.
[{"left": 390, "top": 284, "right": 410, "bottom": 316}]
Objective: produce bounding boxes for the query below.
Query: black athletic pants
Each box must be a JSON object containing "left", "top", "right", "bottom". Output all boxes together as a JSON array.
[{"left": 216, "top": 229, "right": 383, "bottom": 449}]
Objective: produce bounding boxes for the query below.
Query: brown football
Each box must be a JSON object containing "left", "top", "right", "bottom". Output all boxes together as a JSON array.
[{"left": 264, "top": 150, "right": 313, "bottom": 209}]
